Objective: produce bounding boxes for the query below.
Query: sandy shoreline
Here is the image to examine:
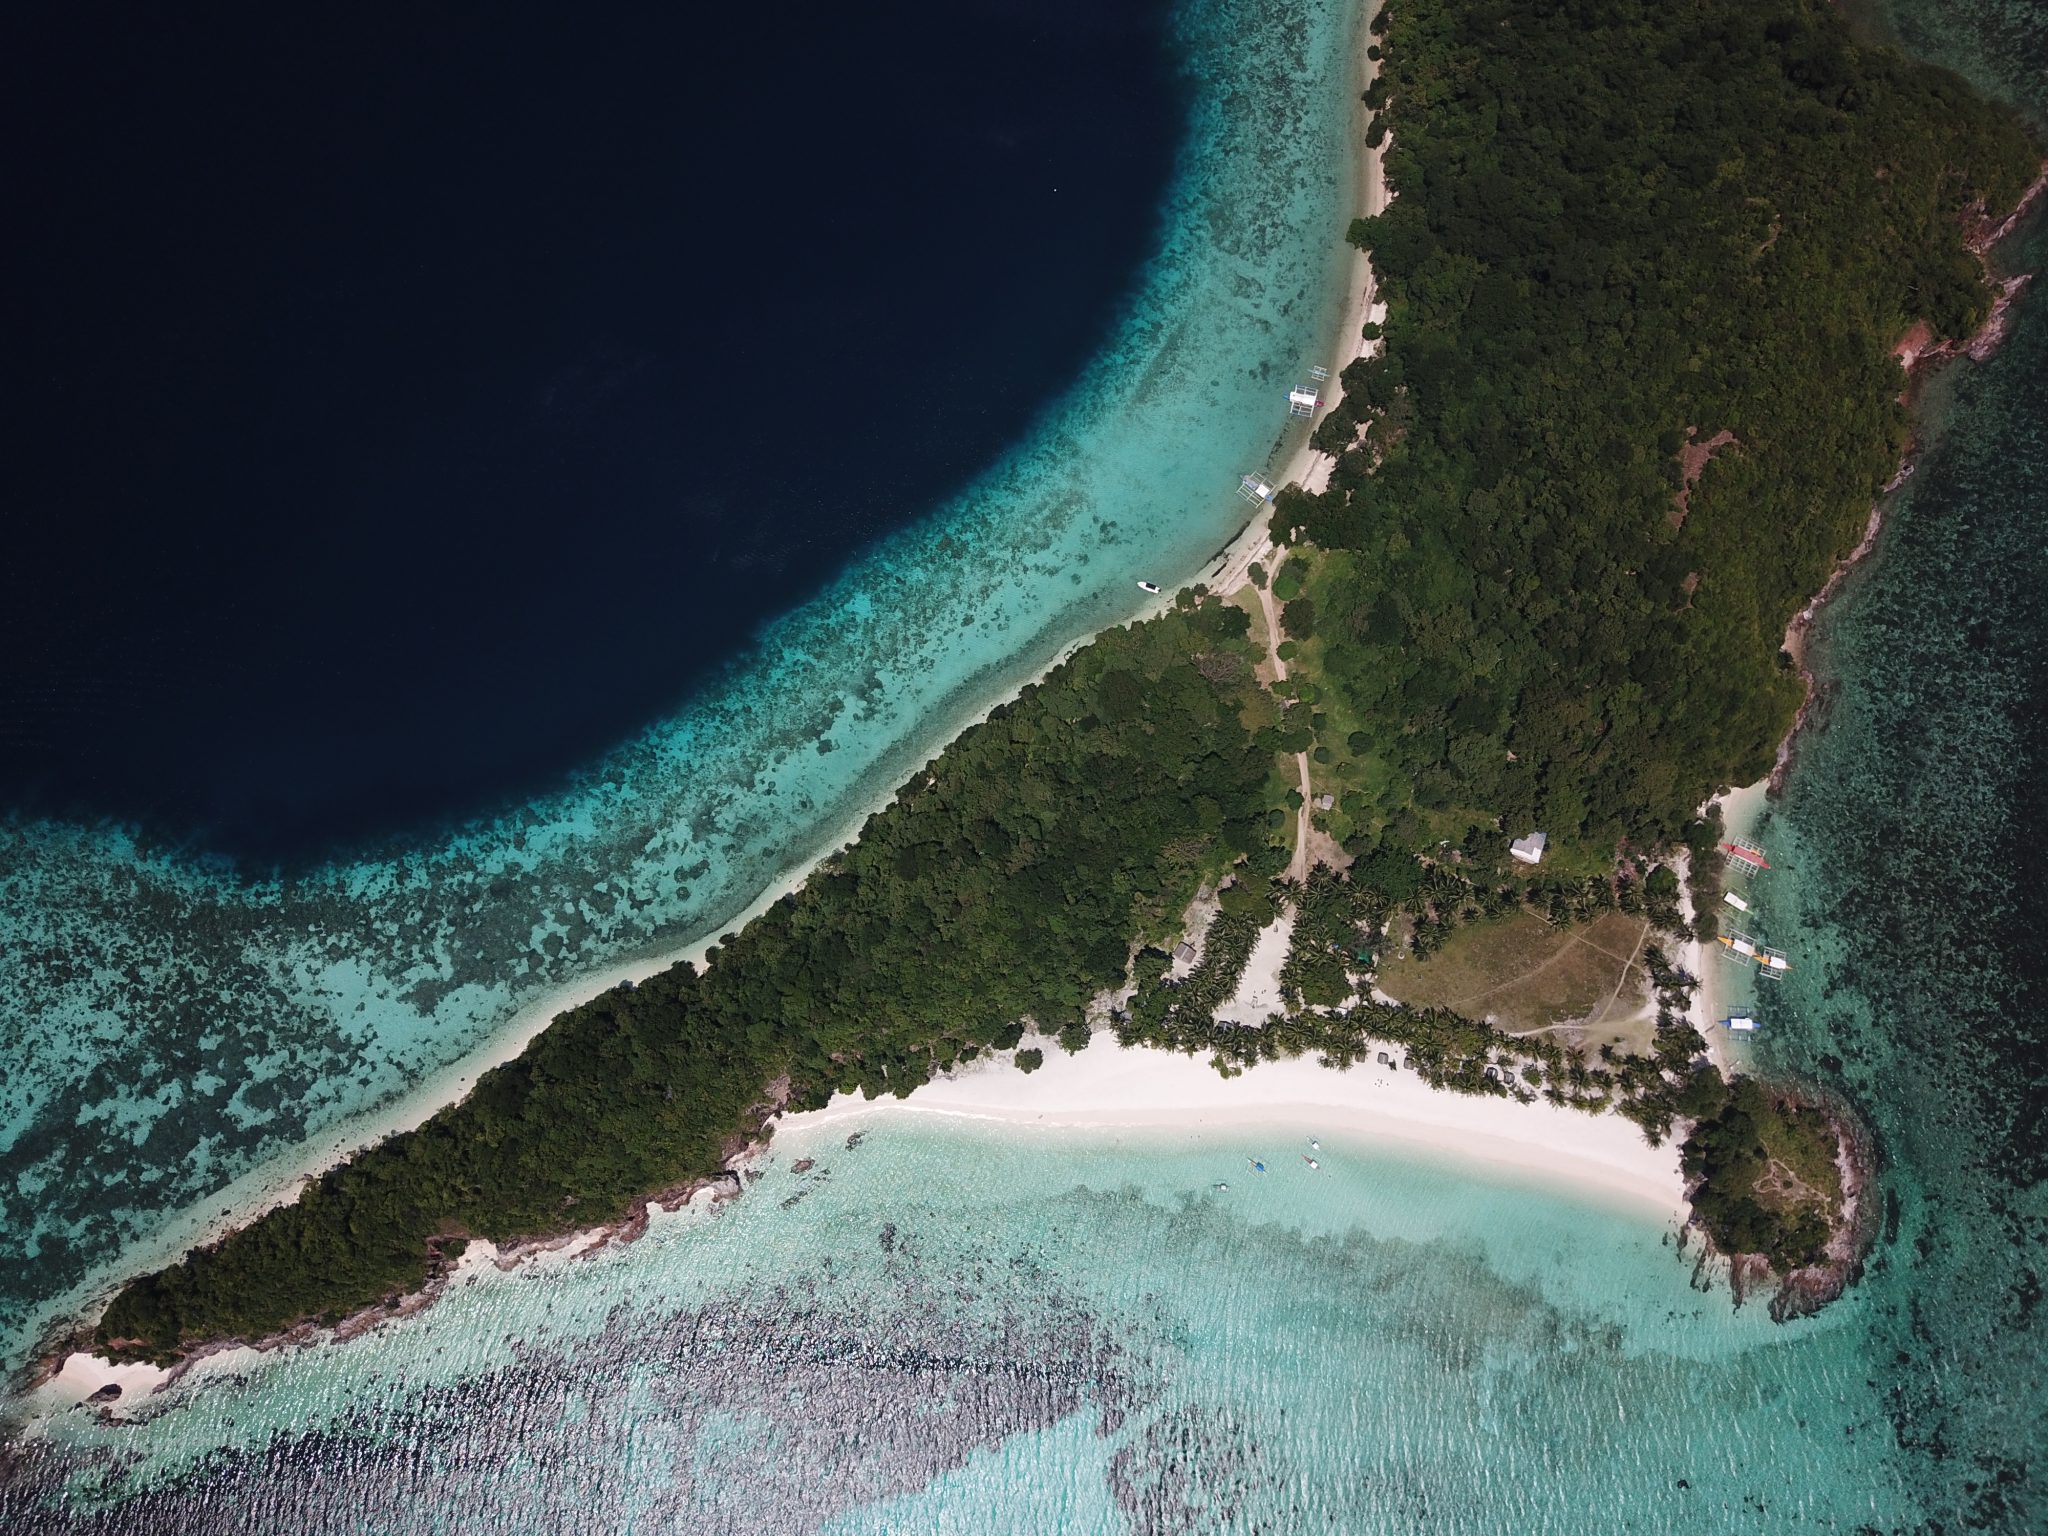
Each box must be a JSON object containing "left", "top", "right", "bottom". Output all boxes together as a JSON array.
[
  {"left": 780, "top": 1037, "right": 1686, "bottom": 1222},
  {"left": 29, "top": 1031, "right": 1684, "bottom": 1421},
  {"left": 25, "top": 4, "right": 1397, "bottom": 1411},
  {"left": 1683, "top": 777, "right": 1771, "bottom": 1071},
  {"left": 1206, "top": 18, "right": 1387, "bottom": 597}
]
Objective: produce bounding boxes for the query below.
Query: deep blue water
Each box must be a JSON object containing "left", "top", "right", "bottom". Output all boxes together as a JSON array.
[
  {"left": 0, "top": 2, "right": 1184, "bottom": 867},
  {"left": 3, "top": 0, "right": 2047, "bottom": 1528},
  {"left": 0, "top": 0, "right": 1360, "bottom": 1377}
]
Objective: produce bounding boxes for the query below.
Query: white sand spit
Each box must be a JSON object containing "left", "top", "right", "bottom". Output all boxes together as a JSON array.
[{"left": 782, "top": 1038, "right": 1686, "bottom": 1222}]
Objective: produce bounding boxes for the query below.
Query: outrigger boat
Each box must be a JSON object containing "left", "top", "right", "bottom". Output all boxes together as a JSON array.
[
  {"left": 1722, "top": 1015, "right": 1760, "bottom": 1032},
  {"left": 1718, "top": 930, "right": 1759, "bottom": 962},
  {"left": 1719, "top": 838, "right": 1770, "bottom": 871},
  {"left": 1718, "top": 929, "right": 1792, "bottom": 975}
]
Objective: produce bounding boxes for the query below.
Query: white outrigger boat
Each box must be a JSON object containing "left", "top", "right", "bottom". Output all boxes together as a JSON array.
[{"left": 1718, "top": 930, "right": 1759, "bottom": 962}]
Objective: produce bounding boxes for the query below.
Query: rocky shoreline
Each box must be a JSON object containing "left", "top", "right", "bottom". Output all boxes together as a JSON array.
[
  {"left": 1676, "top": 1098, "right": 1877, "bottom": 1322},
  {"left": 1772, "top": 164, "right": 2046, "bottom": 796},
  {"left": 1712, "top": 170, "right": 2047, "bottom": 1318},
  {"left": 39, "top": 1092, "right": 784, "bottom": 1413}
]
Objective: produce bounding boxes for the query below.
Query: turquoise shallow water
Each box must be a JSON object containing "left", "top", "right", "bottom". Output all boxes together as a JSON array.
[
  {"left": 10, "top": 1116, "right": 1896, "bottom": 1533},
  {"left": 6, "top": 0, "right": 2048, "bottom": 1528},
  {"left": 0, "top": 0, "right": 1361, "bottom": 1374},
  {"left": 1721, "top": 0, "right": 2048, "bottom": 1518}
]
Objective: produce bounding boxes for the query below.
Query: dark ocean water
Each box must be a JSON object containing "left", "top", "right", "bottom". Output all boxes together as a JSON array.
[
  {"left": 1739, "top": 0, "right": 2048, "bottom": 1523},
  {"left": 0, "top": 0, "right": 1361, "bottom": 1380},
  {"left": 5, "top": 3, "right": 2047, "bottom": 1530},
  {"left": 0, "top": 2, "right": 1183, "bottom": 867}
]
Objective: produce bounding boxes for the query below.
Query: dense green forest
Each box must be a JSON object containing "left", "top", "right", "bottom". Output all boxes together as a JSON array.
[
  {"left": 98, "top": 597, "right": 1729, "bottom": 1360},
  {"left": 101, "top": 604, "right": 1284, "bottom": 1356},
  {"left": 1680, "top": 1074, "right": 1842, "bottom": 1272},
  {"left": 95, "top": 0, "right": 2031, "bottom": 1357},
  {"left": 1287, "top": 0, "right": 2037, "bottom": 858}
]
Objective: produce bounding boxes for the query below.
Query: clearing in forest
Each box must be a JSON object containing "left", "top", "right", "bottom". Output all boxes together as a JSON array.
[{"left": 1376, "top": 909, "right": 1653, "bottom": 1041}]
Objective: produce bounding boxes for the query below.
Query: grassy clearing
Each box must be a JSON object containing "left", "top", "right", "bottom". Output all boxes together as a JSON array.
[
  {"left": 1756, "top": 1098, "right": 1846, "bottom": 1213},
  {"left": 1376, "top": 909, "right": 1651, "bottom": 1035}
]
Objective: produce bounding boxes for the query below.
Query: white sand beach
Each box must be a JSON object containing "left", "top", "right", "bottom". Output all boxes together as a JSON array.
[
  {"left": 1206, "top": 20, "right": 1389, "bottom": 597},
  {"left": 782, "top": 1037, "right": 1687, "bottom": 1224},
  {"left": 40, "top": 1026, "right": 1685, "bottom": 1421},
  {"left": 1685, "top": 777, "right": 1772, "bottom": 1067}
]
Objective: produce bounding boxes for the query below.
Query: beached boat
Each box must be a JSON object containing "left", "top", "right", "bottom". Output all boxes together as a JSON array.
[
  {"left": 1718, "top": 930, "right": 1759, "bottom": 961},
  {"left": 1719, "top": 838, "right": 1770, "bottom": 871},
  {"left": 1137, "top": 580, "right": 1162, "bottom": 594},
  {"left": 1722, "top": 1015, "right": 1760, "bottom": 1032}
]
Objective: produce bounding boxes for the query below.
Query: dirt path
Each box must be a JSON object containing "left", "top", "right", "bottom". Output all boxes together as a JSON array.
[
  {"left": 1250, "top": 576, "right": 1314, "bottom": 885},
  {"left": 1441, "top": 918, "right": 1650, "bottom": 1016},
  {"left": 1581, "top": 919, "right": 1652, "bottom": 1031}
]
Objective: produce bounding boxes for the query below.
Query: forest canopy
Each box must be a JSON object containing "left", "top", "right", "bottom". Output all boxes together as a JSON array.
[
  {"left": 1289, "top": 0, "right": 2037, "bottom": 857},
  {"left": 98, "top": 603, "right": 1284, "bottom": 1358},
  {"left": 91, "top": 0, "right": 2034, "bottom": 1359}
]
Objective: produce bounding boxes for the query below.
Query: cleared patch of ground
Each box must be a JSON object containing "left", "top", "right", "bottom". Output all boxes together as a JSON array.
[
  {"left": 1375, "top": 909, "right": 1654, "bottom": 1040},
  {"left": 1214, "top": 909, "right": 1295, "bottom": 1027}
]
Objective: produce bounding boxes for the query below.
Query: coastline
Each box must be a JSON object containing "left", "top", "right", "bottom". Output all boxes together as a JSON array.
[
  {"left": 1666, "top": 180, "right": 2044, "bottom": 1305},
  {"left": 1683, "top": 777, "right": 1770, "bottom": 1070},
  {"left": 777, "top": 1037, "right": 1687, "bottom": 1223},
  {"left": 25, "top": 2, "right": 1389, "bottom": 1411},
  {"left": 1206, "top": 14, "right": 1387, "bottom": 597},
  {"left": 25, "top": 1032, "right": 1684, "bottom": 1422},
  {"left": 1773, "top": 161, "right": 2048, "bottom": 796}
]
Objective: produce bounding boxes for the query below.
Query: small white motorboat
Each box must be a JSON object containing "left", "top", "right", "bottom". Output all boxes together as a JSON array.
[
  {"left": 1137, "top": 580, "right": 1162, "bottom": 594},
  {"left": 1303, "top": 1155, "right": 1320, "bottom": 1170}
]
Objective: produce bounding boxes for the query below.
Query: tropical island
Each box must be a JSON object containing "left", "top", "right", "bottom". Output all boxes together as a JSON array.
[{"left": 83, "top": 0, "right": 2037, "bottom": 1369}]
